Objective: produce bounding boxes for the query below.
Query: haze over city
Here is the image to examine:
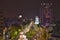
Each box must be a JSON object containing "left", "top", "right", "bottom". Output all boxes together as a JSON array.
[
  {"left": 0, "top": 0, "right": 60, "bottom": 40},
  {"left": 0, "top": 0, "right": 60, "bottom": 20}
]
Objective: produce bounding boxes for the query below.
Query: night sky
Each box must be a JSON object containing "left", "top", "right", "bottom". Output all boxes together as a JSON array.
[{"left": 0, "top": 0, "right": 60, "bottom": 19}]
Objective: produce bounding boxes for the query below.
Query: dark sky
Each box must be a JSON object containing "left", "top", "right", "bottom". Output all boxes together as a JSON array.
[{"left": 0, "top": 0, "right": 60, "bottom": 19}]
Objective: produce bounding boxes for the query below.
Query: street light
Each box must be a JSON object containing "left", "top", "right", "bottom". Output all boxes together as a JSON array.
[
  {"left": 18, "top": 15, "right": 23, "bottom": 30},
  {"left": 19, "top": 15, "right": 22, "bottom": 18}
]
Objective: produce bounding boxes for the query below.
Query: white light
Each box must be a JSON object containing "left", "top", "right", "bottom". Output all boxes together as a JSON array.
[
  {"left": 19, "top": 15, "right": 22, "bottom": 18},
  {"left": 35, "top": 16, "right": 39, "bottom": 24}
]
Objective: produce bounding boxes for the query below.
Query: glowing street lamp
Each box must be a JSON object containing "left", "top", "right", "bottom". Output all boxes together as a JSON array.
[{"left": 19, "top": 15, "right": 22, "bottom": 18}]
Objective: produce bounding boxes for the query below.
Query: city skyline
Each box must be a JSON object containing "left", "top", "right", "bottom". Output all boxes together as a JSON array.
[{"left": 0, "top": 0, "right": 60, "bottom": 20}]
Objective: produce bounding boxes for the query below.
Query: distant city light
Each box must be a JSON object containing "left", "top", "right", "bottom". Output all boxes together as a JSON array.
[
  {"left": 19, "top": 15, "right": 22, "bottom": 18},
  {"left": 35, "top": 16, "right": 39, "bottom": 24}
]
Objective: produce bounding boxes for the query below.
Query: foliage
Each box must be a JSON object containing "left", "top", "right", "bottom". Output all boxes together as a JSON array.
[
  {"left": 9, "top": 24, "right": 22, "bottom": 40},
  {"left": 26, "top": 29, "right": 36, "bottom": 39},
  {"left": 26, "top": 24, "right": 40, "bottom": 39}
]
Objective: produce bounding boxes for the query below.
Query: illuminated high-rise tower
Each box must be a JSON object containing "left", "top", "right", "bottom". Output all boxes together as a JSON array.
[{"left": 40, "top": 2, "right": 53, "bottom": 26}]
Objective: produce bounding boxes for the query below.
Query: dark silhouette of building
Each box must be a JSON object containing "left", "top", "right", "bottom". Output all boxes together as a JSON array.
[{"left": 0, "top": 11, "right": 4, "bottom": 36}]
